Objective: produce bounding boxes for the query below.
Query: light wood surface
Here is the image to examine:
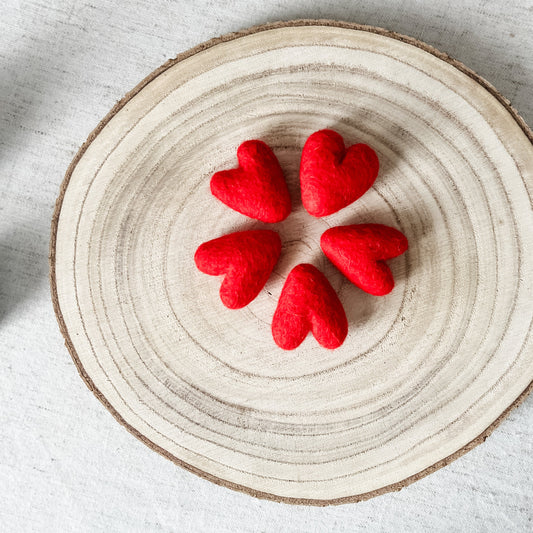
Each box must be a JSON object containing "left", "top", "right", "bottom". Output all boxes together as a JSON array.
[{"left": 50, "top": 21, "right": 533, "bottom": 504}]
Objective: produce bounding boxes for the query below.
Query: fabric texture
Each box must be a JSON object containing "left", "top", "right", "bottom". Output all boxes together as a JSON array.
[
  {"left": 321, "top": 224, "right": 409, "bottom": 295},
  {"left": 2, "top": 1, "right": 533, "bottom": 532},
  {"left": 203, "top": 134, "right": 384, "bottom": 345},
  {"left": 300, "top": 129, "right": 379, "bottom": 217},
  {"left": 272, "top": 263, "right": 348, "bottom": 349},
  {"left": 194, "top": 230, "right": 281, "bottom": 309},
  {"left": 211, "top": 140, "right": 292, "bottom": 222}
]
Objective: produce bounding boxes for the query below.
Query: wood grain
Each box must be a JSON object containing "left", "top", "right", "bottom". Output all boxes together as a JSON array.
[{"left": 50, "top": 20, "right": 533, "bottom": 504}]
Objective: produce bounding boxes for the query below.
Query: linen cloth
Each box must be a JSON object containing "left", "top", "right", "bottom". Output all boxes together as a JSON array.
[{"left": 1, "top": 1, "right": 532, "bottom": 531}]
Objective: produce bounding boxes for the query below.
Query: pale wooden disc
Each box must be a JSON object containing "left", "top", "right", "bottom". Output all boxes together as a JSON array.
[{"left": 50, "top": 21, "right": 533, "bottom": 504}]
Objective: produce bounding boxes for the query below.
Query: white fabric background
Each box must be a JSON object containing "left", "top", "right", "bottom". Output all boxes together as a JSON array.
[{"left": 1, "top": 1, "right": 532, "bottom": 531}]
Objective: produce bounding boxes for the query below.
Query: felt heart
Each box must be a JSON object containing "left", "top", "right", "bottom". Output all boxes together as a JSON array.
[
  {"left": 272, "top": 263, "right": 348, "bottom": 350},
  {"left": 194, "top": 230, "right": 281, "bottom": 309},
  {"left": 321, "top": 224, "right": 408, "bottom": 296},
  {"left": 210, "top": 140, "right": 291, "bottom": 223},
  {"left": 300, "top": 129, "right": 379, "bottom": 217}
]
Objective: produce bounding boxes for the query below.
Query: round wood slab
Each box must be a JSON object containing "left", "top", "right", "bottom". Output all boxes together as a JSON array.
[{"left": 50, "top": 20, "right": 533, "bottom": 504}]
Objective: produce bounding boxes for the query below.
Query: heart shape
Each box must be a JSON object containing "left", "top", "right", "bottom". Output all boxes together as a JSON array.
[
  {"left": 321, "top": 224, "right": 408, "bottom": 296},
  {"left": 300, "top": 129, "right": 379, "bottom": 217},
  {"left": 210, "top": 140, "right": 291, "bottom": 223},
  {"left": 194, "top": 230, "right": 281, "bottom": 309},
  {"left": 272, "top": 263, "right": 348, "bottom": 350}
]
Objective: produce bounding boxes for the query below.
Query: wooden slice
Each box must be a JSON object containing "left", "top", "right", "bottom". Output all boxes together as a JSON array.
[{"left": 50, "top": 20, "right": 533, "bottom": 504}]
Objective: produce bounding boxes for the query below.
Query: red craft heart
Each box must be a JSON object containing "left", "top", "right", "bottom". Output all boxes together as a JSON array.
[
  {"left": 210, "top": 140, "right": 291, "bottom": 223},
  {"left": 300, "top": 129, "right": 379, "bottom": 217},
  {"left": 272, "top": 263, "right": 348, "bottom": 350},
  {"left": 194, "top": 230, "right": 281, "bottom": 309},
  {"left": 321, "top": 224, "right": 408, "bottom": 296}
]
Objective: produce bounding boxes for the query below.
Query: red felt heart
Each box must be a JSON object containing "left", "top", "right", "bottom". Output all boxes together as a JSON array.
[
  {"left": 300, "top": 129, "right": 379, "bottom": 217},
  {"left": 210, "top": 140, "right": 291, "bottom": 223},
  {"left": 194, "top": 230, "right": 281, "bottom": 309},
  {"left": 272, "top": 263, "right": 348, "bottom": 350},
  {"left": 321, "top": 224, "right": 408, "bottom": 296}
]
